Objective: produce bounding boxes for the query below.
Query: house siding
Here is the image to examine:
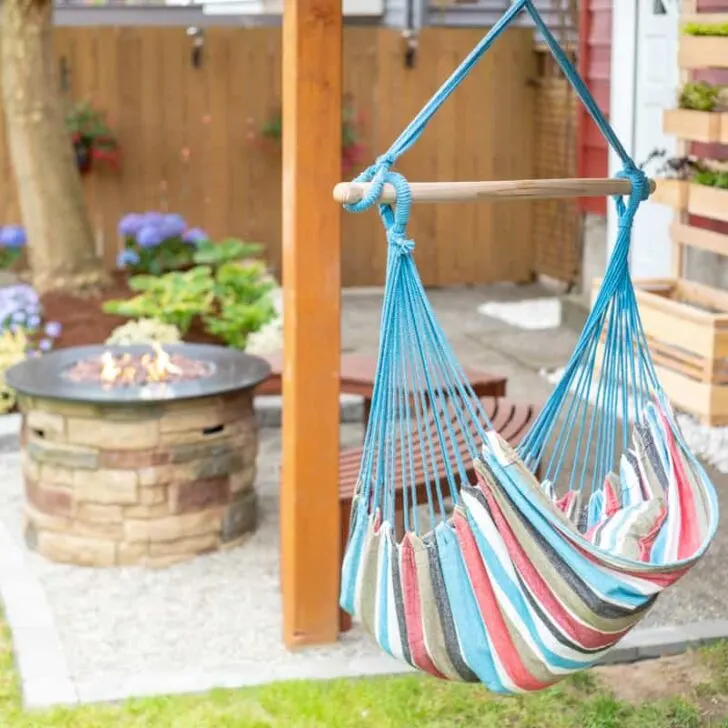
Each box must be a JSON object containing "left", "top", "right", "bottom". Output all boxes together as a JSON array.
[{"left": 577, "top": 0, "right": 610, "bottom": 216}]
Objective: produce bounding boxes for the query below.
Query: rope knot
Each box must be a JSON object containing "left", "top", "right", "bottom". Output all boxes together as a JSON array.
[
  {"left": 617, "top": 165, "right": 650, "bottom": 203},
  {"left": 387, "top": 228, "right": 414, "bottom": 256},
  {"left": 343, "top": 152, "right": 398, "bottom": 214}
]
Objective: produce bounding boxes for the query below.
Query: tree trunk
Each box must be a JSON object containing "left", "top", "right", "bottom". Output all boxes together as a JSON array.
[{"left": 0, "top": 0, "right": 108, "bottom": 294}]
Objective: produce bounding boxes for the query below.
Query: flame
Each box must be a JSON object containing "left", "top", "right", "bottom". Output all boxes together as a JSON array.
[{"left": 100, "top": 342, "right": 183, "bottom": 386}]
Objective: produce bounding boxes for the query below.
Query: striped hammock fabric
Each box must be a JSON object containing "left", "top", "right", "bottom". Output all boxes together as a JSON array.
[
  {"left": 341, "top": 395, "right": 716, "bottom": 691},
  {"left": 337, "top": 0, "right": 719, "bottom": 693}
]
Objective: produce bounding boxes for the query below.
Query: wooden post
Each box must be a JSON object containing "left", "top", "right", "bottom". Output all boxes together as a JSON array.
[{"left": 280, "top": 0, "right": 342, "bottom": 647}]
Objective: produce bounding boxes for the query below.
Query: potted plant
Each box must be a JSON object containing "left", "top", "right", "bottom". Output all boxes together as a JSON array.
[
  {"left": 663, "top": 81, "right": 728, "bottom": 143},
  {"left": 65, "top": 100, "right": 120, "bottom": 175},
  {"left": 680, "top": 20, "right": 728, "bottom": 70},
  {"left": 650, "top": 155, "right": 728, "bottom": 223},
  {"left": 259, "top": 96, "right": 366, "bottom": 176},
  {"left": 650, "top": 154, "right": 701, "bottom": 209}
]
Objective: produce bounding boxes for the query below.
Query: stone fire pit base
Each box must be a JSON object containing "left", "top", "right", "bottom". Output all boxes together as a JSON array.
[{"left": 18, "top": 390, "right": 259, "bottom": 568}]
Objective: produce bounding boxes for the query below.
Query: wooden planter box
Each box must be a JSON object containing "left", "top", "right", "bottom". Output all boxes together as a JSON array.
[
  {"left": 651, "top": 178, "right": 688, "bottom": 208},
  {"left": 591, "top": 277, "right": 728, "bottom": 426},
  {"left": 650, "top": 181, "right": 728, "bottom": 222},
  {"left": 679, "top": 34, "right": 728, "bottom": 69},
  {"left": 662, "top": 108, "right": 728, "bottom": 143},
  {"left": 687, "top": 183, "right": 728, "bottom": 223}
]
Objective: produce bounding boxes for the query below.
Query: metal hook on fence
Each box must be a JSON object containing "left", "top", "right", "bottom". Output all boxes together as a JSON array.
[{"left": 186, "top": 27, "right": 205, "bottom": 70}]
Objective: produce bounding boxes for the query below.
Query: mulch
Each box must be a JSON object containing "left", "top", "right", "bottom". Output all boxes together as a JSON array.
[{"left": 39, "top": 272, "right": 221, "bottom": 350}]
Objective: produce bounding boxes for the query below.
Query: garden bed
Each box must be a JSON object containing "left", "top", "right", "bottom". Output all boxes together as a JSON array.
[{"left": 39, "top": 273, "right": 222, "bottom": 351}]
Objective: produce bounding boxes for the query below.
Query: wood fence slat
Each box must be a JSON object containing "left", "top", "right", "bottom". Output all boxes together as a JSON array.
[{"left": 0, "top": 26, "right": 576, "bottom": 287}]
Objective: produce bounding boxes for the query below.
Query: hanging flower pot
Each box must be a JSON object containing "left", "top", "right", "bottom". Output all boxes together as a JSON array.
[
  {"left": 65, "top": 100, "right": 121, "bottom": 175},
  {"left": 73, "top": 135, "right": 94, "bottom": 175}
]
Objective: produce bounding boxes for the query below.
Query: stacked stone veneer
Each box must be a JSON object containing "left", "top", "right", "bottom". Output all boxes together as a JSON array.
[{"left": 18, "top": 390, "right": 259, "bottom": 568}]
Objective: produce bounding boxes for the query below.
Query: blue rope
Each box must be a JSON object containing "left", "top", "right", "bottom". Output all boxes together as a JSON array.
[{"left": 349, "top": 1, "right": 658, "bottom": 536}]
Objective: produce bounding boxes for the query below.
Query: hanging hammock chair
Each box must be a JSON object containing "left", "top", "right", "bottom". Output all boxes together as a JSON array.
[{"left": 337, "top": 0, "right": 719, "bottom": 694}]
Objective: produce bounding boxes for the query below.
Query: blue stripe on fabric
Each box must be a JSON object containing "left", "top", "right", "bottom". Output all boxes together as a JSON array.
[
  {"left": 376, "top": 530, "right": 392, "bottom": 656},
  {"left": 433, "top": 522, "right": 507, "bottom": 692},
  {"left": 340, "top": 501, "right": 368, "bottom": 615}
]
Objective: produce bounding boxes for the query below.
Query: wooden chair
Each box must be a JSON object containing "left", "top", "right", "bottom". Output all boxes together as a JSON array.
[{"left": 337, "top": 395, "right": 540, "bottom": 632}]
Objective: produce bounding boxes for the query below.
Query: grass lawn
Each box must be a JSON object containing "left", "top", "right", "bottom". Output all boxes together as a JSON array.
[{"left": 1, "top": 614, "right": 727, "bottom": 727}]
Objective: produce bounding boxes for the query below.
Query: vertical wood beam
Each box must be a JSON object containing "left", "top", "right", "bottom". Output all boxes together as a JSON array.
[{"left": 280, "top": 0, "right": 342, "bottom": 647}]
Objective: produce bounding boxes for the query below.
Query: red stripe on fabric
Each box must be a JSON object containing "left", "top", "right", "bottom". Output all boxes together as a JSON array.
[
  {"left": 453, "top": 510, "right": 552, "bottom": 691},
  {"left": 657, "top": 408, "right": 701, "bottom": 560},
  {"left": 555, "top": 491, "right": 576, "bottom": 516},
  {"left": 400, "top": 536, "right": 446, "bottom": 679},
  {"left": 603, "top": 479, "right": 620, "bottom": 517},
  {"left": 476, "top": 479, "right": 625, "bottom": 650}
]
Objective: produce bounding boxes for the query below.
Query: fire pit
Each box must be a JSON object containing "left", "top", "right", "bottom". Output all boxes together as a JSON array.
[{"left": 5, "top": 343, "right": 270, "bottom": 568}]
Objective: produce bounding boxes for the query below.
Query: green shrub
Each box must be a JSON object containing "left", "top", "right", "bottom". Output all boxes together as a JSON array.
[
  {"left": 0, "top": 329, "right": 30, "bottom": 414},
  {"left": 683, "top": 21, "right": 728, "bottom": 36},
  {"left": 693, "top": 168, "right": 728, "bottom": 189},
  {"left": 103, "top": 261, "right": 277, "bottom": 350},
  {"left": 678, "top": 81, "right": 722, "bottom": 111}
]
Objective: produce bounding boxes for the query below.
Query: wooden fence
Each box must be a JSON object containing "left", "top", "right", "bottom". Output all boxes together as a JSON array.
[{"left": 0, "top": 25, "right": 578, "bottom": 287}]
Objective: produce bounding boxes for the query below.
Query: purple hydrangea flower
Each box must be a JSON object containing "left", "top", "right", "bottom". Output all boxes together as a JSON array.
[
  {"left": 44, "top": 321, "right": 62, "bottom": 338},
  {"left": 38, "top": 338, "right": 53, "bottom": 352},
  {"left": 183, "top": 227, "right": 209, "bottom": 246},
  {"left": 26, "top": 314, "right": 41, "bottom": 330},
  {"left": 142, "top": 211, "right": 165, "bottom": 227},
  {"left": 159, "top": 214, "right": 186, "bottom": 239},
  {"left": 11, "top": 310, "right": 25, "bottom": 323},
  {"left": 117, "top": 213, "right": 145, "bottom": 238},
  {"left": 116, "top": 249, "right": 141, "bottom": 269},
  {"left": 0, "top": 226, "right": 27, "bottom": 249},
  {"left": 9, "top": 322, "right": 19, "bottom": 333},
  {"left": 137, "top": 226, "right": 163, "bottom": 249}
]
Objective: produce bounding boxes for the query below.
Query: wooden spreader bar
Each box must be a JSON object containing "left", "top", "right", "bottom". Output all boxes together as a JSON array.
[{"left": 333, "top": 177, "right": 658, "bottom": 205}]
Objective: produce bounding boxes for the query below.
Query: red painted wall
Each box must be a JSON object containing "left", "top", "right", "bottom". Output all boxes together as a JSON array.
[{"left": 577, "top": 0, "right": 612, "bottom": 217}]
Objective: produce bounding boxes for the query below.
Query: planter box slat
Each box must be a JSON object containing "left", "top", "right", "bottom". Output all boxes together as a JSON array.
[
  {"left": 663, "top": 108, "right": 725, "bottom": 143},
  {"left": 687, "top": 183, "right": 728, "bottom": 223},
  {"left": 679, "top": 35, "right": 728, "bottom": 69},
  {"left": 652, "top": 179, "right": 688, "bottom": 208},
  {"left": 671, "top": 222, "right": 728, "bottom": 257}
]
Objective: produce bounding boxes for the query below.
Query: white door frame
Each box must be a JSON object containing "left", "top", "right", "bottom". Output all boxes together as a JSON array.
[{"left": 606, "top": 0, "right": 680, "bottom": 270}]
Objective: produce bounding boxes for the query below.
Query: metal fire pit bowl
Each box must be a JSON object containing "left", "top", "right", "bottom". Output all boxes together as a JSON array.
[{"left": 5, "top": 343, "right": 271, "bottom": 404}]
